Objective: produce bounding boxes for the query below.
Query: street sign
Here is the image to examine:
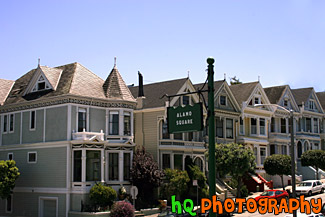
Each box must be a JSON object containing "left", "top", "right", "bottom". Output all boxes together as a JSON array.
[
  {"left": 130, "top": 186, "right": 138, "bottom": 199},
  {"left": 193, "top": 180, "right": 198, "bottom": 186},
  {"left": 167, "top": 103, "right": 203, "bottom": 133}
]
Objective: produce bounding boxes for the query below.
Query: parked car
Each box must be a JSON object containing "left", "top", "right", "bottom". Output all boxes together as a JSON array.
[
  {"left": 296, "top": 180, "right": 324, "bottom": 196},
  {"left": 254, "top": 189, "right": 289, "bottom": 203}
]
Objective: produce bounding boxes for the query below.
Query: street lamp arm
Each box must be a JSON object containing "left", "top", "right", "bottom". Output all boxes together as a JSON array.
[{"left": 254, "top": 103, "right": 291, "bottom": 113}]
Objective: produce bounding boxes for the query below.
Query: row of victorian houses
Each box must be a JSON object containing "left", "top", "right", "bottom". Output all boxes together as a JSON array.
[{"left": 0, "top": 61, "right": 324, "bottom": 216}]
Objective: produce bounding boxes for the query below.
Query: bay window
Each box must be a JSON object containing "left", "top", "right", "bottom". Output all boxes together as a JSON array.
[
  {"left": 314, "top": 118, "right": 319, "bottom": 133},
  {"left": 306, "top": 118, "right": 311, "bottom": 132},
  {"left": 108, "top": 153, "right": 119, "bottom": 181},
  {"left": 86, "top": 151, "right": 101, "bottom": 181},
  {"left": 281, "top": 118, "right": 286, "bottom": 133},
  {"left": 107, "top": 151, "right": 132, "bottom": 182}
]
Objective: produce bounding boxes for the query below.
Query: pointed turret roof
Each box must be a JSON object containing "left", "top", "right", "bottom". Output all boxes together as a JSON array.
[{"left": 103, "top": 66, "right": 135, "bottom": 102}]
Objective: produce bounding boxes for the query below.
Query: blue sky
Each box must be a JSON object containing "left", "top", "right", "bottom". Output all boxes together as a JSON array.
[{"left": 1, "top": 0, "right": 325, "bottom": 91}]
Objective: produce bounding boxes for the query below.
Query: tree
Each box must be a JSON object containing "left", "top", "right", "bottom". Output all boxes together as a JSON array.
[
  {"left": 130, "top": 146, "right": 164, "bottom": 209},
  {"left": 89, "top": 183, "right": 117, "bottom": 211},
  {"left": 264, "top": 154, "right": 291, "bottom": 190},
  {"left": 230, "top": 76, "right": 242, "bottom": 85},
  {"left": 301, "top": 150, "right": 325, "bottom": 180},
  {"left": 0, "top": 160, "right": 20, "bottom": 199},
  {"left": 160, "top": 169, "right": 190, "bottom": 201},
  {"left": 214, "top": 143, "right": 256, "bottom": 197}
]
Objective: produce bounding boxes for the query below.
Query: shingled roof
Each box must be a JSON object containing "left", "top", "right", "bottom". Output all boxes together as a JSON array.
[
  {"left": 291, "top": 88, "right": 313, "bottom": 106},
  {"left": 316, "top": 92, "right": 325, "bottom": 109},
  {"left": 193, "top": 80, "right": 224, "bottom": 101},
  {"left": 0, "top": 79, "right": 14, "bottom": 105},
  {"left": 4, "top": 62, "right": 135, "bottom": 105},
  {"left": 229, "top": 81, "right": 259, "bottom": 105},
  {"left": 129, "top": 78, "right": 188, "bottom": 109},
  {"left": 264, "top": 85, "right": 287, "bottom": 104},
  {"left": 103, "top": 66, "right": 135, "bottom": 101}
]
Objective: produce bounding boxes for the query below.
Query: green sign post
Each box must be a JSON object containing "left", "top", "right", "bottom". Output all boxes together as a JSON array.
[{"left": 167, "top": 103, "right": 203, "bottom": 134}]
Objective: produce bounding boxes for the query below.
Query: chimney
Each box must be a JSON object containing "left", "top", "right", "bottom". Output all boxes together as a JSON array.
[
  {"left": 138, "top": 71, "right": 144, "bottom": 97},
  {"left": 136, "top": 71, "right": 146, "bottom": 109}
]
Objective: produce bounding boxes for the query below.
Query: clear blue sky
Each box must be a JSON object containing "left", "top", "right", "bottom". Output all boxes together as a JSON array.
[{"left": 1, "top": 0, "right": 325, "bottom": 91}]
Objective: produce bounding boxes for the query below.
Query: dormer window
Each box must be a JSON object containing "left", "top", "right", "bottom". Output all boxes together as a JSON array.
[
  {"left": 254, "top": 97, "right": 261, "bottom": 105},
  {"left": 284, "top": 99, "right": 288, "bottom": 107},
  {"left": 220, "top": 96, "right": 226, "bottom": 106},
  {"left": 32, "top": 75, "right": 51, "bottom": 92},
  {"left": 182, "top": 95, "right": 190, "bottom": 106},
  {"left": 309, "top": 100, "right": 315, "bottom": 110}
]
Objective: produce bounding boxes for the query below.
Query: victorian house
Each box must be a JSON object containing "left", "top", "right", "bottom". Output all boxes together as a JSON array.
[{"left": 0, "top": 62, "right": 136, "bottom": 216}]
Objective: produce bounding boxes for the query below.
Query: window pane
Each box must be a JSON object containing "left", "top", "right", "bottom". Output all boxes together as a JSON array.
[
  {"left": 6, "top": 195, "right": 12, "bottom": 212},
  {"left": 109, "top": 153, "right": 119, "bottom": 180},
  {"left": 78, "top": 109, "right": 86, "bottom": 132},
  {"left": 182, "top": 96, "right": 190, "bottom": 105},
  {"left": 251, "top": 119, "right": 257, "bottom": 134},
  {"left": 124, "top": 113, "right": 131, "bottom": 136},
  {"left": 29, "top": 153, "right": 36, "bottom": 162},
  {"left": 9, "top": 114, "right": 14, "bottom": 131},
  {"left": 31, "top": 111, "right": 36, "bottom": 129},
  {"left": 314, "top": 118, "right": 318, "bottom": 133},
  {"left": 220, "top": 96, "right": 226, "bottom": 106},
  {"left": 271, "top": 117, "right": 275, "bottom": 132},
  {"left": 260, "top": 148, "right": 266, "bottom": 165},
  {"left": 240, "top": 118, "right": 244, "bottom": 134},
  {"left": 260, "top": 118, "right": 265, "bottom": 135},
  {"left": 226, "top": 119, "right": 233, "bottom": 139},
  {"left": 73, "top": 151, "right": 82, "bottom": 182},
  {"left": 281, "top": 118, "right": 286, "bottom": 133},
  {"left": 306, "top": 118, "right": 311, "bottom": 132},
  {"left": 174, "top": 133, "right": 182, "bottom": 140},
  {"left": 174, "top": 154, "right": 183, "bottom": 170},
  {"left": 3, "top": 115, "right": 7, "bottom": 132},
  {"left": 216, "top": 118, "right": 223, "bottom": 138},
  {"left": 123, "top": 153, "right": 131, "bottom": 180},
  {"left": 109, "top": 112, "right": 119, "bottom": 135},
  {"left": 162, "top": 121, "right": 170, "bottom": 139},
  {"left": 194, "top": 157, "right": 203, "bottom": 171},
  {"left": 270, "top": 145, "right": 275, "bottom": 155},
  {"left": 162, "top": 154, "right": 170, "bottom": 169},
  {"left": 86, "top": 150, "right": 101, "bottom": 181}
]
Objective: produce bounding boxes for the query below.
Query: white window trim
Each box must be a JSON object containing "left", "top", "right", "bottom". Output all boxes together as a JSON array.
[
  {"left": 32, "top": 74, "right": 52, "bottom": 93},
  {"left": 27, "top": 151, "right": 37, "bottom": 164},
  {"left": 5, "top": 194, "right": 13, "bottom": 214},
  {"left": 106, "top": 150, "right": 132, "bottom": 183},
  {"left": 9, "top": 113, "right": 14, "bottom": 133},
  {"left": 76, "top": 107, "right": 89, "bottom": 132},
  {"left": 29, "top": 110, "right": 36, "bottom": 131},
  {"left": 39, "top": 197, "right": 58, "bottom": 217},
  {"left": 8, "top": 153, "right": 13, "bottom": 160},
  {"left": 2, "top": 114, "right": 8, "bottom": 134}
]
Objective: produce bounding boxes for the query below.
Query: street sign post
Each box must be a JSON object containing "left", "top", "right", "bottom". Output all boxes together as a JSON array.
[{"left": 130, "top": 186, "right": 138, "bottom": 208}]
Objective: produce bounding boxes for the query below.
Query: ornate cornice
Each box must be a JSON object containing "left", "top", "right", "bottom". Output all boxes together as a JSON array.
[{"left": 0, "top": 95, "right": 136, "bottom": 113}]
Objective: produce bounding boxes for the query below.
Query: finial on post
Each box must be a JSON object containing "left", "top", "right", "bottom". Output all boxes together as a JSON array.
[
  {"left": 114, "top": 57, "right": 117, "bottom": 67},
  {"left": 224, "top": 73, "right": 226, "bottom": 81},
  {"left": 258, "top": 76, "right": 260, "bottom": 82},
  {"left": 187, "top": 70, "right": 190, "bottom": 78},
  {"left": 38, "top": 58, "right": 40, "bottom": 67},
  {"left": 207, "top": 57, "right": 215, "bottom": 65}
]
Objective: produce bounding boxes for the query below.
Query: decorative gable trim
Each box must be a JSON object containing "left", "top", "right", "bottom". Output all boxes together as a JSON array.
[
  {"left": 214, "top": 81, "right": 241, "bottom": 112},
  {"left": 278, "top": 86, "right": 300, "bottom": 112},
  {"left": 246, "top": 83, "right": 273, "bottom": 111},
  {"left": 23, "top": 68, "right": 54, "bottom": 95},
  {"left": 306, "top": 90, "right": 324, "bottom": 114}
]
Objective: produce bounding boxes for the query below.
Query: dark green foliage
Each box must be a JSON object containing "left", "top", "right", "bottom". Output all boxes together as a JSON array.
[
  {"left": 130, "top": 146, "right": 164, "bottom": 209},
  {"left": 0, "top": 160, "right": 20, "bottom": 199},
  {"left": 214, "top": 143, "right": 256, "bottom": 197},
  {"left": 110, "top": 201, "right": 135, "bottom": 217},
  {"left": 186, "top": 164, "right": 209, "bottom": 200},
  {"left": 264, "top": 154, "right": 291, "bottom": 190},
  {"left": 301, "top": 150, "right": 325, "bottom": 180},
  {"left": 89, "top": 183, "right": 117, "bottom": 211},
  {"left": 240, "top": 185, "right": 249, "bottom": 198},
  {"left": 160, "top": 169, "right": 190, "bottom": 201}
]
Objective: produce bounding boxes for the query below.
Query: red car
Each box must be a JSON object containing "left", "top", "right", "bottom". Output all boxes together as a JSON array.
[{"left": 254, "top": 190, "right": 289, "bottom": 203}]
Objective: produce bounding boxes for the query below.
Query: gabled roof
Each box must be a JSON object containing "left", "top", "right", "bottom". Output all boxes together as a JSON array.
[
  {"left": 264, "top": 85, "right": 287, "bottom": 104},
  {"left": 0, "top": 79, "right": 14, "bottom": 105},
  {"left": 291, "top": 88, "right": 313, "bottom": 106},
  {"left": 193, "top": 80, "right": 224, "bottom": 102},
  {"left": 129, "top": 78, "right": 188, "bottom": 109},
  {"left": 4, "top": 62, "right": 135, "bottom": 105},
  {"left": 316, "top": 92, "right": 325, "bottom": 109},
  {"left": 39, "top": 66, "right": 62, "bottom": 90},
  {"left": 229, "top": 81, "right": 259, "bottom": 105},
  {"left": 102, "top": 66, "right": 135, "bottom": 101}
]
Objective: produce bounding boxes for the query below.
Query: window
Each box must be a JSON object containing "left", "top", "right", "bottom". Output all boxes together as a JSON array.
[
  {"left": 314, "top": 118, "right": 319, "bottom": 133},
  {"left": 162, "top": 154, "right": 171, "bottom": 169},
  {"left": 281, "top": 118, "right": 286, "bottom": 133},
  {"left": 182, "top": 95, "right": 190, "bottom": 105},
  {"left": 216, "top": 118, "right": 223, "bottom": 138},
  {"left": 309, "top": 100, "right": 315, "bottom": 110},
  {"left": 260, "top": 118, "right": 265, "bottom": 135},
  {"left": 30, "top": 110, "right": 36, "bottom": 130},
  {"left": 251, "top": 118, "right": 257, "bottom": 135},
  {"left": 8, "top": 153, "right": 13, "bottom": 160},
  {"left": 194, "top": 157, "right": 203, "bottom": 171},
  {"left": 314, "top": 143, "right": 319, "bottom": 150},
  {"left": 260, "top": 147, "right": 266, "bottom": 165},
  {"left": 9, "top": 114, "right": 14, "bottom": 132},
  {"left": 28, "top": 152, "right": 37, "bottom": 163},
  {"left": 123, "top": 153, "right": 131, "bottom": 180},
  {"left": 306, "top": 118, "right": 311, "bottom": 132},
  {"left": 174, "top": 154, "right": 183, "bottom": 170},
  {"left": 109, "top": 111, "right": 119, "bottom": 135},
  {"left": 239, "top": 118, "right": 244, "bottom": 135},
  {"left": 282, "top": 145, "right": 287, "bottom": 155},
  {"left": 123, "top": 112, "right": 131, "bottom": 136},
  {"left": 226, "top": 119, "right": 233, "bottom": 139},
  {"left": 6, "top": 194, "right": 12, "bottom": 213},
  {"left": 220, "top": 96, "right": 226, "bottom": 106},
  {"left": 78, "top": 108, "right": 87, "bottom": 132},
  {"left": 86, "top": 150, "right": 101, "bottom": 181},
  {"left": 174, "top": 133, "right": 183, "bottom": 140},
  {"left": 162, "top": 121, "right": 170, "bottom": 139},
  {"left": 73, "top": 150, "right": 82, "bottom": 182},
  {"left": 284, "top": 99, "right": 288, "bottom": 107},
  {"left": 254, "top": 147, "right": 258, "bottom": 164},
  {"left": 270, "top": 145, "right": 276, "bottom": 155},
  {"left": 254, "top": 97, "right": 260, "bottom": 105},
  {"left": 3, "top": 115, "right": 7, "bottom": 133},
  {"left": 109, "top": 153, "right": 119, "bottom": 180},
  {"left": 271, "top": 117, "right": 275, "bottom": 132},
  {"left": 32, "top": 75, "right": 51, "bottom": 92}
]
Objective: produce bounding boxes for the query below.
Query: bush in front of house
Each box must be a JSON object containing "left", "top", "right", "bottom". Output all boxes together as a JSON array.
[
  {"left": 89, "top": 183, "right": 117, "bottom": 211},
  {"left": 110, "top": 201, "right": 135, "bottom": 217}
]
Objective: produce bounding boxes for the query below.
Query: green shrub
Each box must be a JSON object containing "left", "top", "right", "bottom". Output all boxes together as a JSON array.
[
  {"left": 89, "top": 183, "right": 117, "bottom": 211},
  {"left": 240, "top": 185, "right": 249, "bottom": 198},
  {"left": 110, "top": 201, "right": 135, "bottom": 217}
]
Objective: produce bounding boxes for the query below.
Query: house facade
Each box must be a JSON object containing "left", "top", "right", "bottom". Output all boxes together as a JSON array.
[{"left": 0, "top": 63, "right": 136, "bottom": 216}]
